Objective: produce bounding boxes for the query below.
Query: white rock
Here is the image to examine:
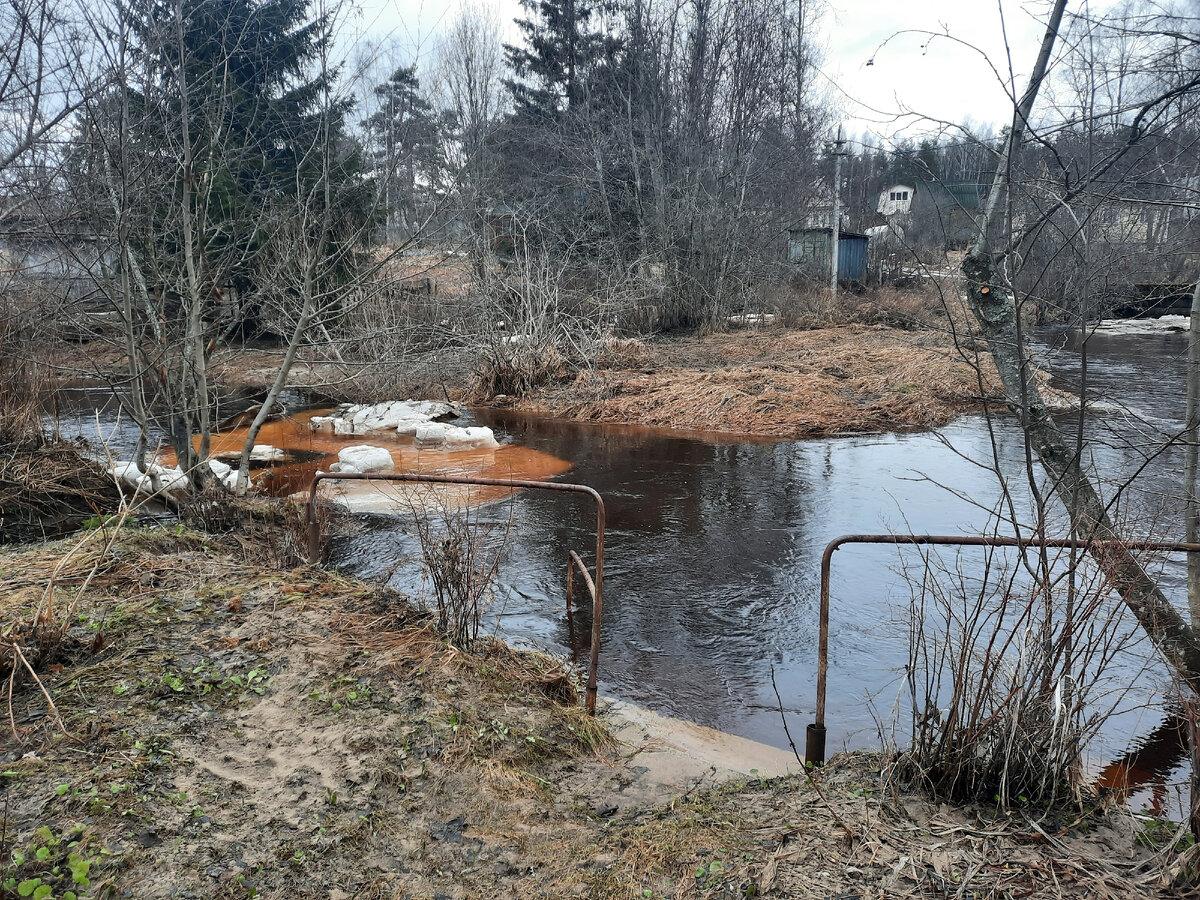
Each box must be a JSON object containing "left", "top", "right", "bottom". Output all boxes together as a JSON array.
[
  {"left": 394, "top": 417, "right": 430, "bottom": 437},
  {"left": 248, "top": 444, "right": 285, "bottom": 461},
  {"left": 156, "top": 466, "right": 190, "bottom": 492},
  {"left": 413, "top": 423, "right": 451, "bottom": 448},
  {"left": 108, "top": 461, "right": 151, "bottom": 493},
  {"left": 324, "top": 398, "right": 453, "bottom": 436},
  {"left": 207, "top": 459, "right": 240, "bottom": 490},
  {"left": 108, "top": 461, "right": 193, "bottom": 494},
  {"left": 413, "top": 424, "right": 500, "bottom": 451},
  {"left": 320, "top": 400, "right": 457, "bottom": 436},
  {"left": 443, "top": 426, "right": 500, "bottom": 451},
  {"left": 337, "top": 444, "right": 394, "bottom": 473}
]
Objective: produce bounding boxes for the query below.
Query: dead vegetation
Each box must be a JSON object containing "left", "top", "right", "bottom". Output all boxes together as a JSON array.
[
  {"left": 0, "top": 440, "right": 120, "bottom": 544},
  {"left": 0, "top": 301, "right": 120, "bottom": 545},
  {"left": 511, "top": 324, "right": 993, "bottom": 437},
  {"left": 1, "top": 521, "right": 1198, "bottom": 898}
]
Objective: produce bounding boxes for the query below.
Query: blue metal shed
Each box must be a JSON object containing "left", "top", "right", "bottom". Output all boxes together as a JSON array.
[{"left": 787, "top": 228, "right": 869, "bottom": 281}]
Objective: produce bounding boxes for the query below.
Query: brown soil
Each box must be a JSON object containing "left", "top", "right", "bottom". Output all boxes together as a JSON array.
[
  {"left": 503, "top": 325, "right": 993, "bottom": 438},
  {"left": 2, "top": 522, "right": 1195, "bottom": 899}
]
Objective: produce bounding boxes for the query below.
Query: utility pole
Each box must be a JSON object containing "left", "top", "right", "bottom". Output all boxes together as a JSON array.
[{"left": 830, "top": 124, "right": 846, "bottom": 299}]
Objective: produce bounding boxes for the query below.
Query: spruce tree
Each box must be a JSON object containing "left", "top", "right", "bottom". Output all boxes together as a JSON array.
[
  {"left": 363, "top": 66, "right": 439, "bottom": 240},
  {"left": 502, "top": 0, "right": 614, "bottom": 116}
]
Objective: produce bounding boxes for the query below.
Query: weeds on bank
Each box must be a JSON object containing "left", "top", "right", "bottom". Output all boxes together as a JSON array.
[
  {"left": 886, "top": 541, "right": 1150, "bottom": 809},
  {"left": 0, "top": 805, "right": 128, "bottom": 900}
]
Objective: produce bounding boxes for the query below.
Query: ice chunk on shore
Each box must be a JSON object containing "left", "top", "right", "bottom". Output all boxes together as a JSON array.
[
  {"left": 332, "top": 444, "right": 394, "bottom": 474},
  {"left": 1092, "top": 315, "right": 1188, "bottom": 335},
  {"left": 414, "top": 423, "right": 499, "bottom": 451},
  {"left": 310, "top": 400, "right": 456, "bottom": 436}
]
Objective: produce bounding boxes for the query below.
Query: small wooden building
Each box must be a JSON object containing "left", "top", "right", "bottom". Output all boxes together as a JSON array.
[{"left": 787, "top": 227, "right": 869, "bottom": 281}]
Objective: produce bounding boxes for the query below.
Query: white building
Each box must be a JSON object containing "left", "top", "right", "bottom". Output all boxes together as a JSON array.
[{"left": 877, "top": 183, "right": 915, "bottom": 217}]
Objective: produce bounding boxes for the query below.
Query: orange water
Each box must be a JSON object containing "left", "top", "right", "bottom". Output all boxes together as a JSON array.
[{"left": 166, "top": 409, "right": 573, "bottom": 507}]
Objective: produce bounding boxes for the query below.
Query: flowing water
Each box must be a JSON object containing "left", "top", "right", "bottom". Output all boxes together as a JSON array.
[{"left": 50, "top": 322, "right": 1197, "bottom": 812}]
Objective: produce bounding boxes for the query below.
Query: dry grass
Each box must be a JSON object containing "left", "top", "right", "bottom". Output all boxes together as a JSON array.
[
  {"left": 1, "top": 526, "right": 1195, "bottom": 899},
  {"left": 515, "top": 324, "right": 994, "bottom": 437},
  {"left": 0, "top": 440, "right": 120, "bottom": 543},
  {"left": 772, "top": 281, "right": 950, "bottom": 332}
]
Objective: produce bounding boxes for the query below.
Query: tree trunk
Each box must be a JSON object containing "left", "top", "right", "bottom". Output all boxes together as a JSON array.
[
  {"left": 1185, "top": 279, "right": 1200, "bottom": 626},
  {"left": 960, "top": 0, "right": 1200, "bottom": 692}
]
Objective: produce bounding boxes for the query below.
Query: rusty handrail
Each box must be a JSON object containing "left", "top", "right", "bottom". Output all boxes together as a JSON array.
[
  {"left": 307, "top": 471, "right": 606, "bottom": 714},
  {"left": 567, "top": 549, "right": 596, "bottom": 614},
  {"left": 810, "top": 533, "right": 1200, "bottom": 766},
  {"left": 566, "top": 550, "right": 597, "bottom": 654}
]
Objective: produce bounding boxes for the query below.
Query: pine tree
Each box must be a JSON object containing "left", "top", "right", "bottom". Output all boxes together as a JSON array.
[
  {"left": 363, "top": 66, "right": 439, "bottom": 240},
  {"left": 125, "top": 0, "right": 363, "bottom": 286}
]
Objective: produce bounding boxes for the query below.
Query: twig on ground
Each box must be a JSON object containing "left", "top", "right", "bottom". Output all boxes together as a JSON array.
[{"left": 770, "top": 664, "right": 855, "bottom": 840}]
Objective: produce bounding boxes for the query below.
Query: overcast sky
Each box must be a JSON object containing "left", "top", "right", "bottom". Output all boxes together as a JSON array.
[
  {"left": 822, "top": 0, "right": 1055, "bottom": 147},
  {"left": 349, "top": 0, "right": 1060, "bottom": 148}
]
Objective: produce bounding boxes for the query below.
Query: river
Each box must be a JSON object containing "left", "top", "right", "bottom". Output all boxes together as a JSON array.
[{"left": 51, "top": 320, "right": 1196, "bottom": 812}]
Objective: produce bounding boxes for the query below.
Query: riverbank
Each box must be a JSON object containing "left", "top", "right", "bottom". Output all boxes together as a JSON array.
[
  {"left": 46, "top": 320, "right": 994, "bottom": 440},
  {"left": 503, "top": 324, "right": 991, "bottom": 438},
  {"left": 1, "top": 522, "right": 1192, "bottom": 899}
]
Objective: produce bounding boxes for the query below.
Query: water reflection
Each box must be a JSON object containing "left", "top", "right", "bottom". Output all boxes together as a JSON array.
[{"left": 46, "top": 327, "right": 1199, "bottom": 812}]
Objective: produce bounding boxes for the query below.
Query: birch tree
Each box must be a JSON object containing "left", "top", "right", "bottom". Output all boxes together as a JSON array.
[{"left": 960, "top": 0, "right": 1200, "bottom": 689}]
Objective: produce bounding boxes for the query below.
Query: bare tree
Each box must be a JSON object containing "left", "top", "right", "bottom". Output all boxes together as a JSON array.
[
  {"left": 61, "top": 0, "right": 376, "bottom": 495},
  {"left": 433, "top": 1, "right": 507, "bottom": 257},
  {"left": 960, "top": 0, "right": 1200, "bottom": 690}
]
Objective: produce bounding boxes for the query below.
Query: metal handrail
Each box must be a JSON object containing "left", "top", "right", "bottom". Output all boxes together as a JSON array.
[
  {"left": 810, "top": 533, "right": 1200, "bottom": 766},
  {"left": 306, "top": 471, "right": 606, "bottom": 714}
]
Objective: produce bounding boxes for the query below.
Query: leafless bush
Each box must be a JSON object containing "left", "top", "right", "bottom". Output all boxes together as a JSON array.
[
  {"left": 772, "top": 279, "right": 946, "bottom": 331},
  {"left": 0, "top": 287, "right": 48, "bottom": 444},
  {"left": 890, "top": 542, "right": 1151, "bottom": 807},
  {"left": 405, "top": 487, "right": 512, "bottom": 651},
  {"left": 466, "top": 248, "right": 605, "bottom": 399},
  {"left": 473, "top": 337, "right": 568, "bottom": 397}
]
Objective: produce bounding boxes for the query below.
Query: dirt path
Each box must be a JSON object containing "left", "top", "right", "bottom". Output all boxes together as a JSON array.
[{"left": 1, "top": 524, "right": 1191, "bottom": 899}]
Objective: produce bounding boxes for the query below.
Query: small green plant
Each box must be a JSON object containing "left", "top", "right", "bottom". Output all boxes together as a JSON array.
[
  {"left": 162, "top": 673, "right": 185, "bottom": 692},
  {"left": 694, "top": 858, "right": 726, "bottom": 887},
  {"left": 477, "top": 718, "right": 511, "bottom": 744},
  {"left": 81, "top": 513, "right": 129, "bottom": 531},
  {"left": 308, "top": 676, "right": 373, "bottom": 712},
  {"left": 1135, "top": 818, "right": 1197, "bottom": 853},
  {"left": 1, "top": 824, "right": 109, "bottom": 900},
  {"left": 159, "top": 665, "right": 269, "bottom": 700}
]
